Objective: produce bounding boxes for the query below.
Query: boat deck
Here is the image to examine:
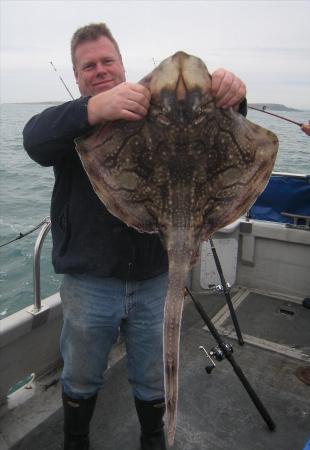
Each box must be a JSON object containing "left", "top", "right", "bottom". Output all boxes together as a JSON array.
[{"left": 9, "top": 288, "right": 310, "bottom": 450}]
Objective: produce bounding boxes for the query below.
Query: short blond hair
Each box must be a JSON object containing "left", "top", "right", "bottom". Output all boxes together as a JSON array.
[{"left": 71, "top": 23, "right": 121, "bottom": 65}]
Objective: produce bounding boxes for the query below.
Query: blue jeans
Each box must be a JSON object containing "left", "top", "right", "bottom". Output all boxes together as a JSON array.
[{"left": 60, "top": 272, "right": 168, "bottom": 401}]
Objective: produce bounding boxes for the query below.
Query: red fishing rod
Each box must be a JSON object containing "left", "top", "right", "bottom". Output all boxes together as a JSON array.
[{"left": 248, "top": 105, "right": 303, "bottom": 127}]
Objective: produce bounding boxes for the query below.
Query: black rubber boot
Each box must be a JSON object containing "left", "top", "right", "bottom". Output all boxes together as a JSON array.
[
  {"left": 62, "top": 392, "right": 97, "bottom": 450},
  {"left": 134, "top": 397, "right": 167, "bottom": 450}
]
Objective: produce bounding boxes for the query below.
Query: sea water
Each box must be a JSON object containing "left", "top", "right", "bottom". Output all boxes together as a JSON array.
[{"left": 0, "top": 103, "right": 309, "bottom": 318}]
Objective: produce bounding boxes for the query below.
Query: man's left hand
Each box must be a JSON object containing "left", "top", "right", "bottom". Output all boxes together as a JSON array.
[{"left": 211, "top": 68, "right": 246, "bottom": 109}]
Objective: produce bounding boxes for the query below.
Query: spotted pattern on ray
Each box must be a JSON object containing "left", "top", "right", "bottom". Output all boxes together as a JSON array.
[{"left": 75, "top": 51, "right": 278, "bottom": 447}]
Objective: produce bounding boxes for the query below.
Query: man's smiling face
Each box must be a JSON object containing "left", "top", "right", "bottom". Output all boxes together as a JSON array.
[{"left": 73, "top": 36, "right": 126, "bottom": 96}]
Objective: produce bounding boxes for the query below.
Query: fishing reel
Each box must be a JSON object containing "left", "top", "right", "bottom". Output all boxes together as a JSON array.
[
  {"left": 207, "top": 282, "right": 231, "bottom": 294},
  {"left": 199, "top": 343, "right": 233, "bottom": 374}
]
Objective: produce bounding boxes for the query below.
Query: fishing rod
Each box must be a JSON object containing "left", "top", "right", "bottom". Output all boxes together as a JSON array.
[
  {"left": 0, "top": 218, "right": 50, "bottom": 249},
  {"left": 248, "top": 105, "right": 303, "bottom": 127},
  {"left": 49, "top": 61, "right": 75, "bottom": 100}
]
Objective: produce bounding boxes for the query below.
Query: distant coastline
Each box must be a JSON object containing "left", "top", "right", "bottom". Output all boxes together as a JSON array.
[{"left": 248, "top": 103, "right": 301, "bottom": 112}]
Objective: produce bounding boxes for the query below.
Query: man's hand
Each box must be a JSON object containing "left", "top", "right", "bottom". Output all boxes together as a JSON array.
[
  {"left": 88, "top": 82, "right": 151, "bottom": 125},
  {"left": 301, "top": 123, "right": 310, "bottom": 136},
  {"left": 211, "top": 68, "right": 246, "bottom": 109}
]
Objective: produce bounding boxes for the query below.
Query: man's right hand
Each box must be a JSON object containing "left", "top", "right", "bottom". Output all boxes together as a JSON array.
[{"left": 87, "top": 82, "right": 151, "bottom": 125}]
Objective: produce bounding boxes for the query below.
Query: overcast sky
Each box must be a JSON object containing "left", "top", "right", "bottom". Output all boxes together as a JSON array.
[{"left": 1, "top": 0, "right": 310, "bottom": 109}]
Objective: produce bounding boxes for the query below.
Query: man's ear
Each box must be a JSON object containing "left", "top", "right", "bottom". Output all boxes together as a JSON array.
[{"left": 73, "top": 66, "right": 78, "bottom": 82}]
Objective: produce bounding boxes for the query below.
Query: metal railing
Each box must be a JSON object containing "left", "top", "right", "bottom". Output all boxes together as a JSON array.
[
  {"left": 32, "top": 217, "right": 51, "bottom": 313},
  {"left": 272, "top": 171, "right": 309, "bottom": 181}
]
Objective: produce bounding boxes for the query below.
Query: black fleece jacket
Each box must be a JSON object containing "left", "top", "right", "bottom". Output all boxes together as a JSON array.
[{"left": 23, "top": 96, "right": 247, "bottom": 281}]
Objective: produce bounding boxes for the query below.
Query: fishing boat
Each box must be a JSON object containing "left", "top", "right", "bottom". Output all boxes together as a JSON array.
[{"left": 0, "top": 171, "right": 309, "bottom": 450}]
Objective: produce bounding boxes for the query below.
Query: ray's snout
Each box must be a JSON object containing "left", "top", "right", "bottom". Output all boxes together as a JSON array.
[
  {"left": 144, "top": 51, "right": 213, "bottom": 123},
  {"left": 148, "top": 51, "right": 212, "bottom": 100}
]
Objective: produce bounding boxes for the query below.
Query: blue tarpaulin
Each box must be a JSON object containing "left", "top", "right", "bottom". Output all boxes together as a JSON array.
[{"left": 249, "top": 175, "right": 310, "bottom": 224}]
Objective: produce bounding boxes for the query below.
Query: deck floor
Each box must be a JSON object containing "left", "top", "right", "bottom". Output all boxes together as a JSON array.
[{"left": 10, "top": 290, "right": 310, "bottom": 450}]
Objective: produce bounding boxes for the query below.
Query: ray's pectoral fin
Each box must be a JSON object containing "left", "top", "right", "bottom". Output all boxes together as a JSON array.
[
  {"left": 201, "top": 115, "right": 278, "bottom": 238},
  {"left": 75, "top": 124, "right": 159, "bottom": 234}
]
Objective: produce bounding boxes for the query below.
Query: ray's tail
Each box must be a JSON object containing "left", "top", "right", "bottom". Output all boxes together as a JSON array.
[{"left": 163, "top": 229, "right": 195, "bottom": 447}]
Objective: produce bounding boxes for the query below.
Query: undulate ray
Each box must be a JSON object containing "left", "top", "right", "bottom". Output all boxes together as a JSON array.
[{"left": 75, "top": 51, "right": 278, "bottom": 447}]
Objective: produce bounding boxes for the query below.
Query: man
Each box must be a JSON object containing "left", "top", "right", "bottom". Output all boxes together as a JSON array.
[{"left": 23, "top": 23, "right": 247, "bottom": 450}]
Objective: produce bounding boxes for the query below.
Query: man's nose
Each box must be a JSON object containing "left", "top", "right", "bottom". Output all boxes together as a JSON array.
[{"left": 95, "top": 62, "right": 108, "bottom": 76}]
